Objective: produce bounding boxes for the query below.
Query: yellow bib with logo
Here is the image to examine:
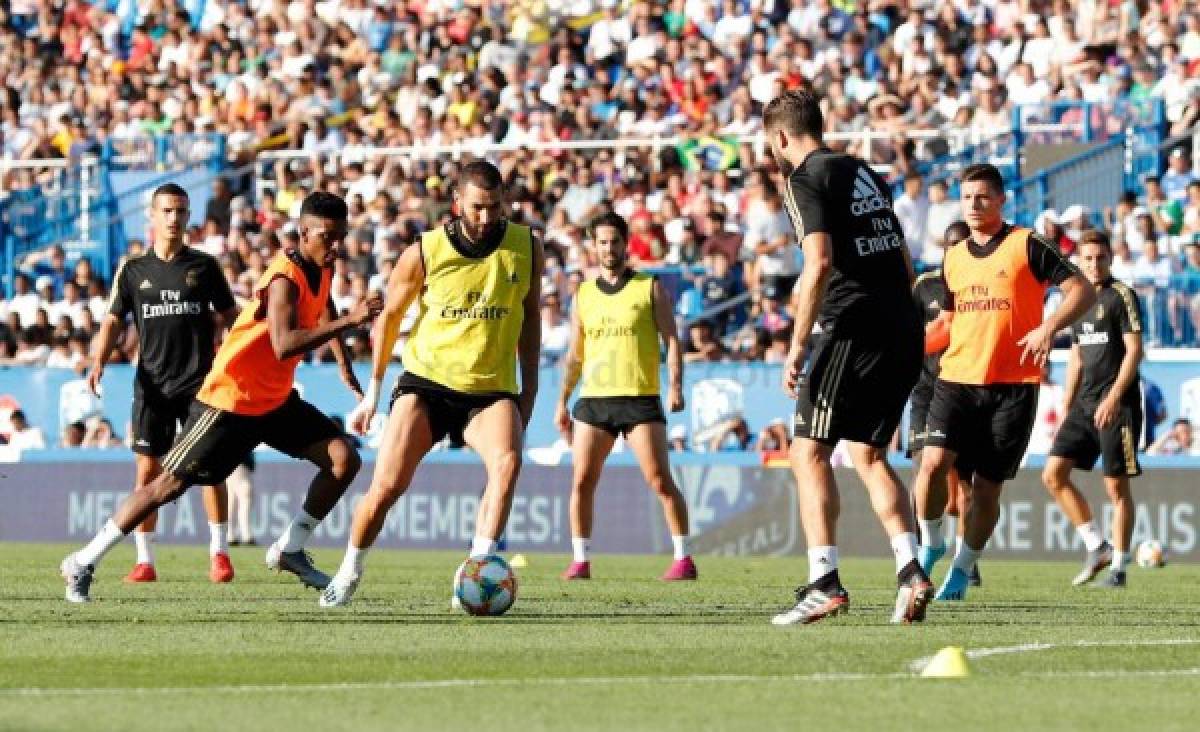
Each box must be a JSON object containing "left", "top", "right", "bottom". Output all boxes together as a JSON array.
[
  {"left": 402, "top": 223, "right": 531, "bottom": 394},
  {"left": 578, "top": 272, "right": 661, "bottom": 398}
]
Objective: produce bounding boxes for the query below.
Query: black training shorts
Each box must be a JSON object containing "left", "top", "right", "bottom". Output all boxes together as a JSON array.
[
  {"left": 923, "top": 380, "right": 1038, "bottom": 483},
  {"left": 1050, "top": 401, "right": 1143, "bottom": 477},
  {"left": 391, "top": 372, "right": 517, "bottom": 447},
  {"left": 130, "top": 386, "right": 195, "bottom": 457},
  {"left": 573, "top": 396, "right": 666, "bottom": 438}
]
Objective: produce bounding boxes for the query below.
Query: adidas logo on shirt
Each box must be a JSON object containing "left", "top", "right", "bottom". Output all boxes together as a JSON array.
[
  {"left": 140, "top": 279, "right": 153, "bottom": 290},
  {"left": 850, "top": 167, "right": 889, "bottom": 216}
]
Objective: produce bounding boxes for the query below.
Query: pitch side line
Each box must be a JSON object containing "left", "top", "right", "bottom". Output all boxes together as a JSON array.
[
  {"left": 908, "top": 638, "right": 1200, "bottom": 673},
  {"left": 5, "top": 665, "right": 1200, "bottom": 697}
]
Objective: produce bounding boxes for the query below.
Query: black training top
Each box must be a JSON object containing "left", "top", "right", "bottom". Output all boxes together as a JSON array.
[{"left": 1070, "top": 276, "right": 1144, "bottom": 408}]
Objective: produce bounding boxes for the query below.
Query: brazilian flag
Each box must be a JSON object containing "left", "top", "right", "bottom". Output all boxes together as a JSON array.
[{"left": 677, "top": 135, "right": 739, "bottom": 171}]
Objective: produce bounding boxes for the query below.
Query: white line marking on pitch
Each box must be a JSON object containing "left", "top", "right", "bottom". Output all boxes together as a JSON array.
[
  {"left": 908, "top": 638, "right": 1200, "bottom": 673},
  {"left": 4, "top": 666, "right": 1200, "bottom": 697}
]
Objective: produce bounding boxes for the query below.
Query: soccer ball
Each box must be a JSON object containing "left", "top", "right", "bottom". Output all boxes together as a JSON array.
[
  {"left": 1136, "top": 540, "right": 1166, "bottom": 568},
  {"left": 453, "top": 555, "right": 517, "bottom": 616}
]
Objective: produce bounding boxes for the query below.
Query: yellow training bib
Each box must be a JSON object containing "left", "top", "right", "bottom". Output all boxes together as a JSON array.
[{"left": 578, "top": 271, "right": 661, "bottom": 398}]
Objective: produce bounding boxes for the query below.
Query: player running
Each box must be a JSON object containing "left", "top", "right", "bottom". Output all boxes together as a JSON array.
[
  {"left": 910, "top": 220, "right": 981, "bottom": 587},
  {"left": 89, "top": 183, "right": 239, "bottom": 584},
  {"left": 61, "top": 192, "right": 382, "bottom": 603},
  {"left": 913, "top": 163, "right": 1096, "bottom": 601},
  {"left": 1042, "top": 229, "right": 1144, "bottom": 588},
  {"left": 762, "top": 90, "right": 933, "bottom": 626},
  {"left": 555, "top": 212, "right": 695, "bottom": 581},
  {"left": 322, "top": 161, "right": 543, "bottom": 607}
]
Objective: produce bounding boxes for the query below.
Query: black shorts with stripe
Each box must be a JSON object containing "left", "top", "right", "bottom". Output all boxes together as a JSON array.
[
  {"left": 793, "top": 329, "right": 921, "bottom": 448},
  {"left": 131, "top": 386, "right": 195, "bottom": 457},
  {"left": 162, "top": 391, "right": 343, "bottom": 485},
  {"left": 573, "top": 396, "right": 666, "bottom": 437},
  {"left": 1050, "top": 401, "right": 1143, "bottom": 477},
  {"left": 390, "top": 372, "right": 517, "bottom": 448},
  {"left": 923, "top": 380, "right": 1038, "bottom": 483}
]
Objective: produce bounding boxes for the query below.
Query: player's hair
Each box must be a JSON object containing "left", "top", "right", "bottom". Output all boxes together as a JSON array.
[
  {"left": 762, "top": 89, "right": 824, "bottom": 140},
  {"left": 459, "top": 160, "right": 504, "bottom": 191},
  {"left": 151, "top": 183, "right": 189, "bottom": 205},
  {"left": 943, "top": 220, "right": 971, "bottom": 246},
  {"left": 300, "top": 191, "right": 349, "bottom": 221},
  {"left": 589, "top": 211, "right": 629, "bottom": 242},
  {"left": 960, "top": 163, "right": 1005, "bottom": 194},
  {"left": 1078, "top": 229, "right": 1112, "bottom": 251}
]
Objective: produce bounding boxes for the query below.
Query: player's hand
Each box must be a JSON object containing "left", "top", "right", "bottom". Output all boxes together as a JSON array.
[
  {"left": 351, "top": 293, "right": 385, "bottom": 326},
  {"left": 1017, "top": 323, "right": 1055, "bottom": 367},
  {"left": 347, "top": 398, "right": 376, "bottom": 436},
  {"left": 1094, "top": 397, "right": 1119, "bottom": 430},
  {"left": 782, "top": 343, "right": 806, "bottom": 398},
  {"left": 340, "top": 367, "right": 364, "bottom": 401},
  {"left": 554, "top": 402, "right": 572, "bottom": 438},
  {"left": 86, "top": 363, "right": 104, "bottom": 396},
  {"left": 667, "top": 385, "right": 685, "bottom": 413}
]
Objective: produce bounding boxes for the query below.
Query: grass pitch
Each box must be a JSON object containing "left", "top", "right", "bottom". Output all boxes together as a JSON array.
[{"left": 2, "top": 543, "right": 1198, "bottom": 731}]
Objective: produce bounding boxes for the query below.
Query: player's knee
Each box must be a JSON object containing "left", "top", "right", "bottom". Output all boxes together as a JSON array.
[
  {"left": 1042, "top": 464, "right": 1068, "bottom": 492},
  {"left": 151, "top": 477, "right": 187, "bottom": 505},
  {"left": 329, "top": 439, "right": 362, "bottom": 483},
  {"left": 491, "top": 449, "right": 522, "bottom": 485},
  {"left": 647, "top": 473, "right": 676, "bottom": 499},
  {"left": 790, "top": 439, "right": 829, "bottom": 467}
]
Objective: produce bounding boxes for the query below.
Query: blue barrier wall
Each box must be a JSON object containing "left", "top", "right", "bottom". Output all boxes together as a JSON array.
[{"left": 2, "top": 358, "right": 1197, "bottom": 450}]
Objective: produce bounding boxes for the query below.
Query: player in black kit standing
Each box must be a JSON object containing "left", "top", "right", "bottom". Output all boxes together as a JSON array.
[
  {"left": 89, "top": 184, "right": 240, "bottom": 584},
  {"left": 763, "top": 90, "right": 932, "bottom": 626},
  {"left": 1042, "top": 229, "right": 1144, "bottom": 588}
]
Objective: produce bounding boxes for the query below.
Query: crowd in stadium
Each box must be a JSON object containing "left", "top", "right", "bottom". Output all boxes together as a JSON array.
[{"left": 3, "top": 0, "right": 1200, "bottom": 452}]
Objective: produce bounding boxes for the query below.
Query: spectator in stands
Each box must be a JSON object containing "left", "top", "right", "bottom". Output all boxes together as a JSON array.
[
  {"left": 1148, "top": 417, "right": 1200, "bottom": 456},
  {"left": 60, "top": 421, "right": 85, "bottom": 448},
  {"left": 7, "top": 273, "right": 40, "bottom": 330},
  {"left": 6, "top": 410, "right": 46, "bottom": 451},
  {"left": 700, "top": 249, "right": 743, "bottom": 335},
  {"left": 922, "top": 179, "right": 958, "bottom": 268},
  {"left": 81, "top": 417, "right": 122, "bottom": 449},
  {"left": 756, "top": 417, "right": 790, "bottom": 458},
  {"left": 684, "top": 320, "right": 729, "bottom": 363},
  {"left": 539, "top": 293, "right": 571, "bottom": 367},
  {"left": 894, "top": 174, "right": 929, "bottom": 262},
  {"left": 707, "top": 415, "right": 754, "bottom": 452},
  {"left": 1161, "top": 147, "right": 1198, "bottom": 203},
  {"left": 668, "top": 424, "right": 689, "bottom": 453},
  {"left": 742, "top": 181, "right": 796, "bottom": 292},
  {"left": 25, "top": 245, "right": 69, "bottom": 298},
  {"left": 1142, "top": 378, "right": 1170, "bottom": 449}
]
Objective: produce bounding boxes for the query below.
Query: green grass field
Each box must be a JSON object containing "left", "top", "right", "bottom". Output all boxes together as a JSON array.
[{"left": 2, "top": 543, "right": 1198, "bottom": 731}]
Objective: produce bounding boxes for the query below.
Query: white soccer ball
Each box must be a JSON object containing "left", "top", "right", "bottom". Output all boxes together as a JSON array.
[
  {"left": 453, "top": 555, "right": 518, "bottom": 616},
  {"left": 1136, "top": 540, "right": 1166, "bottom": 568}
]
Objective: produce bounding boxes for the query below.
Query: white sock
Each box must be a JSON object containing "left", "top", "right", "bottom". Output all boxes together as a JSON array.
[
  {"left": 890, "top": 532, "right": 918, "bottom": 573},
  {"left": 133, "top": 531, "right": 154, "bottom": 565},
  {"left": 337, "top": 544, "right": 367, "bottom": 579},
  {"left": 77, "top": 519, "right": 126, "bottom": 567},
  {"left": 1112, "top": 551, "right": 1130, "bottom": 572},
  {"left": 277, "top": 510, "right": 318, "bottom": 553},
  {"left": 807, "top": 545, "right": 838, "bottom": 583},
  {"left": 671, "top": 535, "right": 691, "bottom": 560},
  {"left": 918, "top": 517, "right": 945, "bottom": 549},
  {"left": 571, "top": 538, "right": 590, "bottom": 563},
  {"left": 470, "top": 536, "right": 498, "bottom": 558},
  {"left": 951, "top": 541, "right": 983, "bottom": 573},
  {"left": 209, "top": 523, "right": 228, "bottom": 556},
  {"left": 1076, "top": 521, "right": 1105, "bottom": 552},
  {"left": 955, "top": 534, "right": 966, "bottom": 558}
]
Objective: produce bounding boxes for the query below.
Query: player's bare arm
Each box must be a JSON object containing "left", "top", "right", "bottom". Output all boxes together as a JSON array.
[
  {"left": 1062, "top": 343, "right": 1083, "bottom": 417},
  {"left": 516, "top": 234, "right": 545, "bottom": 428},
  {"left": 1017, "top": 274, "right": 1096, "bottom": 367},
  {"left": 555, "top": 299, "right": 584, "bottom": 438},
  {"left": 1095, "top": 331, "right": 1143, "bottom": 430},
  {"left": 324, "top": 298, "right": 364, "bottom": 399},
  {"left": 652, "top": 277, "right": 685, "bottom": 413},
  {"left": 265, "top": 276, "right": 382, "bottom": 361},
  {"left": 783, "top": 231, "right": 832, "bottom": 398},
  {"left": 87, "top": 313, "right": 125, "bottom": 395},
  {"left": 349, "top": 242, "right": 424, "bottom": 434}
]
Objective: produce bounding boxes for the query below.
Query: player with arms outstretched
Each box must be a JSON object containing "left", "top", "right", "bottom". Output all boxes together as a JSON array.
[
  {"left": 322, "top": 161, "right": 543, "bottom": 607},
  {"left": 90, "top": 183, "right": 239, "bottom": 584},
  {"left": 763, "top": 90, "right": 933, "bottom": 626},
  {"left": 61, "top": 192, "right": 382, "bottom": 602},
  {"left": 1042, "top": 229, "right": 1144, "bottom": 588},
  {"left": 555, "top": 212, "right": 696, "bottom": 581},
  {"left": 914, "top": 163, "right": 1096, "bottom": 601}
]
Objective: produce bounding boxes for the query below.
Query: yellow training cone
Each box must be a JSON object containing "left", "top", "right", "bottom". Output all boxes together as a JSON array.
[
  {"left": 920, "top": 646, "right": 970, "bottom": 678},
  {"left": 509, "top": 554, "right": 528, "bottom": 569}
]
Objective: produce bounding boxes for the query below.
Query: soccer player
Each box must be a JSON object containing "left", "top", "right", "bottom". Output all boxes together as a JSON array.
[
  {"left": 910, "top": 220, "right": 981, "bottom": 587},
  {"left": 762, "top": 90, "right": 933, "bottom": 626},
  {"left": 61, "top": 192, "right": 383, "bottom": 603},
  {"left": 1042, "top": 230, "right": 1144, "bottom": 588},
  {"left": 914, "top": 163, "right": 1096, "bottom": 601},
  {"left": 89, "top": 183, "right": 240, "bottom": 584},
  {"left": 554, "top": 212, "right": 695, "bottom": 581},
  {"left": 322, "top": 161, "right": 543, "bottom": 607}
]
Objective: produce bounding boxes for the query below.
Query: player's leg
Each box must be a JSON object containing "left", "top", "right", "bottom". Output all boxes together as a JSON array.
[
  {"left": 562, "top": 419, "right": 616, "bottom": 579},
  {"left": 226, "top": 463, "right": 254, "bottom": 544},
  {"left": 936, "top": 472, "right": 1002, "bottom": 601},
  {"left": 200, "top": 483, "right": 233, "bottom": 582},
  {"left": 914, "top": 445, "right": 957, "bottom": 573},
  {"left": 322, "top": 393, "right": 435, "bottom": 606},
  {"left": 461, "top": 398, "right": 524, "bottom": 557},
  {"left": 1044, "top": 410, "right": 1112, "bottom": 585},
  {"left": 950, "top": 471, "right": 981, "bottom": 586},
  {"left": 1098, "top": 411, "right": 1141, "bottom": 586},
  {"left": 123, "top": 454, "right": 164, "bottom": 582},
  {"left": 626, "top": 420, "right": 696, "bottom": 580}
]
